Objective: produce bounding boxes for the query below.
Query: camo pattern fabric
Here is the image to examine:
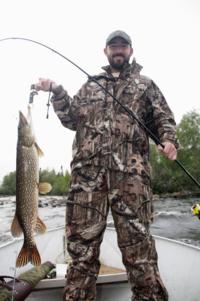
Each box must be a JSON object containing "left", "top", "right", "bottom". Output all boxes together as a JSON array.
[
  {"left": 51, "top": 59, "right": 175, "bottom": 300},
  {"left": 51, "top": 59, "right": 177, "bottom": 178},
  {"left": 63, "top": 167, "right": 168, "bottom": 301}
]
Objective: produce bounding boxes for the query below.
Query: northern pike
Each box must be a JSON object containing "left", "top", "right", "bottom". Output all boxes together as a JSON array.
[{"left": 11, "top": 106, "right": 52, "bottom": 267}]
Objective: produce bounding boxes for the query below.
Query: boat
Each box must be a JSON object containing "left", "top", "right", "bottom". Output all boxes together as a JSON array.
[{"left": 1, "top": 226, "right": 200, "bottom": 301}]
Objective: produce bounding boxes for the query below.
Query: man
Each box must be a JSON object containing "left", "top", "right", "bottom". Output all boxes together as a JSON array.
[{"left": 35, "top": 30, "right": 177, "bottom": 301}]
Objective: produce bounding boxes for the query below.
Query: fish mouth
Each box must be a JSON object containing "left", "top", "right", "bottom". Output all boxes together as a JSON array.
[{"left": 19, "top": 111, "right": 29, "bottom": 127}]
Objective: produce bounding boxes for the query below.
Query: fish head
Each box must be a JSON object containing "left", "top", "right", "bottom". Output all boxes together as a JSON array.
[{"left": 18, "top": 111, "right": 35, "bottom": 147}]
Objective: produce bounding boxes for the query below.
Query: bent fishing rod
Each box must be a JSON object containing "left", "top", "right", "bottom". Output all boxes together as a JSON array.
[{"left": 1, "top": 37, "right": 200, "bottom": 191}]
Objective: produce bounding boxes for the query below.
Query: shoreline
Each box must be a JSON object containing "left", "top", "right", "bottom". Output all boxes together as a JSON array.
[
  {"left": 153, "top": 191, "right": 200, "bottom": 201},
  {"left": 0, "top": 196, "right": 67, "bottom": 207}
]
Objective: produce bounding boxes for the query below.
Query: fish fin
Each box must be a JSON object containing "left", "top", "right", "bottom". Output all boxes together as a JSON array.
[
  {"left": 16, "top": 243, "right": 41, "bottom": 267},
  {"left": 38, "top": 182, "right": 52, "bottom": 194},
  {"left": 35, "top": 217, "right": 46, "bottom": 234},
  {"left": 35, "top": 142, "right": 44, "bottom": 157},
  {"left": 11, "top": 215, "right": 23, "bottom": 237},
  {"left": 31, "top": 245, "right": 41, "bottom": 266}
]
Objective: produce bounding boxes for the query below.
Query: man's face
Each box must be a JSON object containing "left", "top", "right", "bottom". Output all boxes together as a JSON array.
[{"left": 104, "top": 37, "right": 133, "bottom": 71}]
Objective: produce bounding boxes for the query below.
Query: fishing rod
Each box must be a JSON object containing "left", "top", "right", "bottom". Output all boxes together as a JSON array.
[{"left": 1, "top": 37, "right": 200, "bottom": 194}]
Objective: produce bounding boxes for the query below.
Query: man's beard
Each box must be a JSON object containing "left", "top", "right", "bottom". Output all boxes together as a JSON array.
[{"left": 108, "top": 55, "right": 130, "bottom": 71}]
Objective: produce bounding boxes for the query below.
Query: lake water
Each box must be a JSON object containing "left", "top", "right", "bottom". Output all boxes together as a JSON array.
[{"left": 1, "top": 195, "right": 200, "bottom": 247}]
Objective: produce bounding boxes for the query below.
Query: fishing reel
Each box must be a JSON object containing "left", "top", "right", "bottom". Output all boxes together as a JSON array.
[{"left": 191, "top": 204, "right": 200, "bottom": 219}]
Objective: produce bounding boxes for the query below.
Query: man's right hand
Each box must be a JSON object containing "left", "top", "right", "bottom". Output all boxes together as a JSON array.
[{"left": 34, "top": 78, "right": 58, "bottom": 92}]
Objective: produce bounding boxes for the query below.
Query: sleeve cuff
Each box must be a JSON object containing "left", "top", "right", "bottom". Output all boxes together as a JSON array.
[{"left": 51, "top": 85, "right": 66, "bottom": 101}]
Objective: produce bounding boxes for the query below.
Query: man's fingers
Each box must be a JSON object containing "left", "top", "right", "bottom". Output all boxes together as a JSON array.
[
  {"left": 34, "top": 83, "right": 42, "bottom": 91},
  {"left": 34, "top": 78, "right": 57, "bottom": 92},
  {"left": 167, "top": 149, "right": 177, "bottom": 160},
  {"left": 157, "top": 142, "right": 177, "bottom": 161}
]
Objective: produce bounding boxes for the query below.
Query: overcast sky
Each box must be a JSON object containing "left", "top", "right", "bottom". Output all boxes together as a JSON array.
[{"left": 0, "top": 0, "right": 199, "bottom": 182}]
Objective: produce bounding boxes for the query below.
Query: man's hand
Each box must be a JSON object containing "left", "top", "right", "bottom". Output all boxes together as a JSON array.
[
  {"left": 34, "top": 78, "right": 58, "bottom": 92},
  {"left": 157, "top": 142, "right": 177, "bottom": 160}
]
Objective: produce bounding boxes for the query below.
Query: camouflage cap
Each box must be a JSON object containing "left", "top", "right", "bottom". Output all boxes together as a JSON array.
[{"left": 106, "top": 30, "right": 132, "bottom": 46}]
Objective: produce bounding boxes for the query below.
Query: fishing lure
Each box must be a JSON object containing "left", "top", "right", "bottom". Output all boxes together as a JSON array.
[{"left": 29, "top": 83, "right": 51, "bottom": 118}]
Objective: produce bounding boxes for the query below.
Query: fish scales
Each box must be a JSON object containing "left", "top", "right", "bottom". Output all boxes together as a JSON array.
[
  {"left": 11, "top": 107, "right": 52, "bottom": 267},
  {"left": 16, "top": 138, "right": 38, "bottom": 244}
]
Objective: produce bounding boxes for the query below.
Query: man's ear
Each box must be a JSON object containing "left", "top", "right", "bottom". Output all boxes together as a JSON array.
[
  {"left": 104, "top": 48, "right": 107, "bottom": 56},
  {"left": 130, "top": 47, "right": 133, "bottom": 56}
]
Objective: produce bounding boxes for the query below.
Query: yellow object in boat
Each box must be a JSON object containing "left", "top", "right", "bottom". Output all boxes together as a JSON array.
[{"left": 191, "top": 204, "right": 200, "bottom": 219}]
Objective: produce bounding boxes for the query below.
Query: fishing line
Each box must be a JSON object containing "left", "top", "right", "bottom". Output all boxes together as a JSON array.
[
  {"left": 46, "top": 82, "right": 52, "bottom": 119},
  {"left": 0, "top": 37, "right": 200, "bottom": 190},
  {"left": 10, "top": 250, "right": 18, "bottom": 301}
]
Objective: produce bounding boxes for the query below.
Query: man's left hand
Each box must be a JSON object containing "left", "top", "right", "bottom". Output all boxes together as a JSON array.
[{"left": 157, "top": 142, "right": 177, "bottom": 160}]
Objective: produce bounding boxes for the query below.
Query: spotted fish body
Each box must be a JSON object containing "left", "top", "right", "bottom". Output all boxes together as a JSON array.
[{"left": 11, "top": 107, "right": 51, "bottom": 267}]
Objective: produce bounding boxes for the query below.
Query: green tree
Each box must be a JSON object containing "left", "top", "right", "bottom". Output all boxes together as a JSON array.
[
  {"left": 150, "top": 143, "right": 181, "bottom": 193},
  {"left": 0, "top": 171, "right": 16, "bottom": 195},
  {"left": 39, "top": 168, "right": 71, "bottom": 195},
  {"left": 150, "top": 110, "right": 200, "bottom": 194},
  {"left": 176, "top": 110, "right": 200, "bottom": 192},
  {"left": 0, "top": 168, "right": 71, "bottom": 196},
  {"left": 177, "top": 111, "right": 200, "bottom": 150}
]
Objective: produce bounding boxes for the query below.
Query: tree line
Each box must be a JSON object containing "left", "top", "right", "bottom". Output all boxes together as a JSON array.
[
  {"left": 0, "top": 169, "right": 71, "bottom": 196},
  {"left": 1, "top": 110, "right": 200, "bottom": 196}
]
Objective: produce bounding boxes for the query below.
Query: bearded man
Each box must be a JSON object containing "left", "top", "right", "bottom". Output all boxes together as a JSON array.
[{"left": 35, "top": 30, "right": 177, "bottom": 301}]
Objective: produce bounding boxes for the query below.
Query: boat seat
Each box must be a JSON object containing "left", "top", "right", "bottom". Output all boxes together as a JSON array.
[{"left": 99, "top": 264, "right": 125, "bottom": 275}]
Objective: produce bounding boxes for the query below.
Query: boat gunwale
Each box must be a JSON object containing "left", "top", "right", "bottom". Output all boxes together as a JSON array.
[
  {"left": 153, "top": 234, "right": 200, "bottom": 251},
  {"left": 106, "top": 227, "right": 200, "bottom": 251},
  {"left": 1, "top": 226, "right": 200, "bottom": 252}
]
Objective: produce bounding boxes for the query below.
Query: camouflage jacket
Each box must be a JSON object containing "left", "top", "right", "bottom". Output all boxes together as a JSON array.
[{"left": 51, "top": 59, "right": 177, "bottom": 182}]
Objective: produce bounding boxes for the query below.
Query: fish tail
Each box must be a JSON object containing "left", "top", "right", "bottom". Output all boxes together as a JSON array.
[
  {"left": 30, "top": 245, "right": 41, "bottom": 266},
  {"left": 16, "top": 243, "right": 41, "bottom": 267}
]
